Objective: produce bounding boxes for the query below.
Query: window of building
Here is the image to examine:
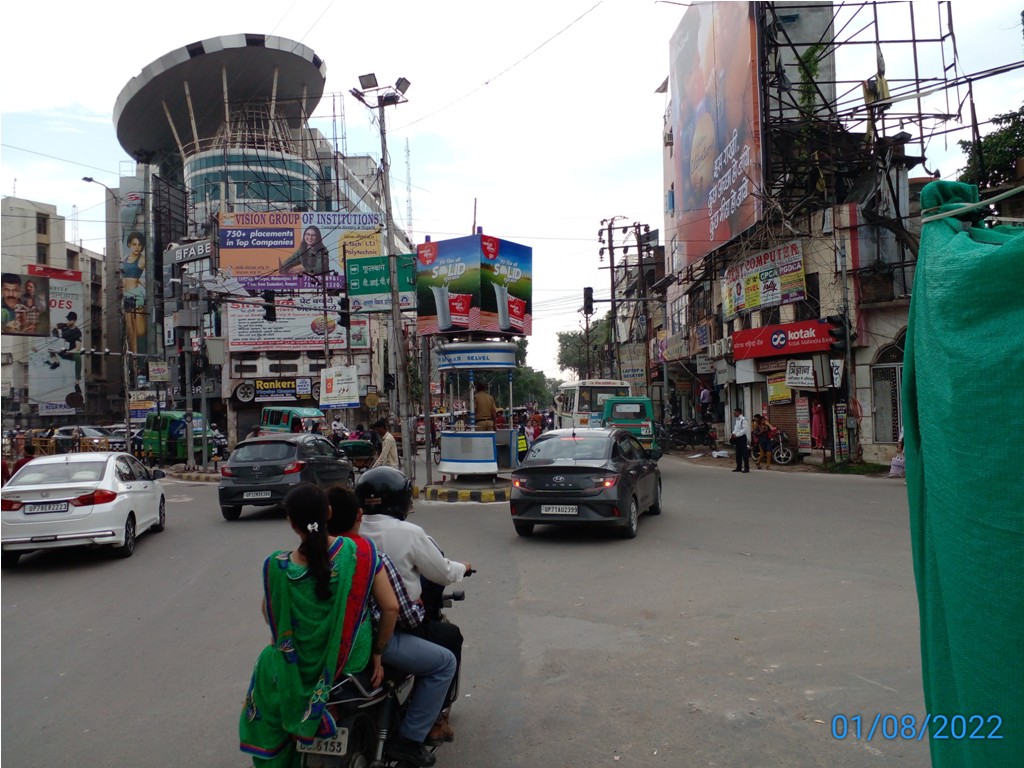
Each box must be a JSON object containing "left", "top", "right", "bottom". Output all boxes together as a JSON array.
[
  {"left": 760, "top": 305, "right": 781, "bottom": 326},
  {"left": 794, "top": 272, "right": 820, "bottom": 321},
  {"left": 36, "top": 245, "right": 48, "bottom": 265},
  {"left": 871, "top": 331, "right": 906, "bottom": 444},
  {"left": 36, "top": 213, "right": 48, "bottom": 235},
  {"left": 66, "top": 250, "right": 78, "bottom": 271}
]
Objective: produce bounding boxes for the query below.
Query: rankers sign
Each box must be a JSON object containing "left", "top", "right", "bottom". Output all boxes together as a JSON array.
[{"left": 731, "top": 320, "right": 833, "bottom": 361}]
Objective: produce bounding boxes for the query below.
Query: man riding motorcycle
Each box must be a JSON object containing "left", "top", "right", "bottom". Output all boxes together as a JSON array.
[{"left": 355, "top": 467, "right": 472, "bottom": 743}]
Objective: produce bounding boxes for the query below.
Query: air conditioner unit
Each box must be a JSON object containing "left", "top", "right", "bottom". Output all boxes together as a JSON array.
[
  {"left": 711, "top": 340, "right": 724, "bottom": 358},
  {"left": 724, "top": 337, "right": 734, "bottom": 354}
]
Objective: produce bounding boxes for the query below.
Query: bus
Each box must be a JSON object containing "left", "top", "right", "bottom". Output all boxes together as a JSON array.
[{"left": 553, "top": 379, "right": 633, "bottom": 429}]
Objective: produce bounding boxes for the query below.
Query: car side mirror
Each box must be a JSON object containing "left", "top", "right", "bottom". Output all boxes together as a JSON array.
[
  {"left": 151, "top": 469, "right": 166, "bottom": 479},
  {"left": 647, "top": 447, "right": 663, "bottom": 461}
]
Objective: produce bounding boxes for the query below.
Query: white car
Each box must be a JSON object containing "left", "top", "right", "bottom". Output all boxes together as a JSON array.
[{"left": 1, "top": 452, "right": 167, "bottom": 568}]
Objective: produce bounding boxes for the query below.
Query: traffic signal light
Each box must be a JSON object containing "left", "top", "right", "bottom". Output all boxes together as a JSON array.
[
  {"left": 583, "top": 286, "right": 594, "bottom": 316},
  {"left": 826, "top": 314, "right": 849, "bottom": 352},
  {"left": 337, "top": 296, "right": 351, "bottom": 329},
  {"left": 262, "top": 290, "right": 277, "bottom": 322}
]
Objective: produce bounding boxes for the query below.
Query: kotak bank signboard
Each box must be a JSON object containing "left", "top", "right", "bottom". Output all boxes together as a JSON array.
[{"left": 731, "top": 320, "right": 833, "bottom": 360}]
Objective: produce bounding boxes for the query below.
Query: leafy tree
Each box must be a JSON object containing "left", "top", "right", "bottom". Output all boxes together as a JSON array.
[
  {"left": 956, "top": 107, "right": 1024, "bottom": 189},
  {"left": 556, "top": 313, "right": 611, "bottom": 379}
]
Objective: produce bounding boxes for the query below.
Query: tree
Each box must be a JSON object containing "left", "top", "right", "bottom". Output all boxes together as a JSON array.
[
  {"left": 556, "top": 313, "right": 611, "bottom": 379},
  {"left": 956, "top": 107, "right": 1024, "bottom": 190}
]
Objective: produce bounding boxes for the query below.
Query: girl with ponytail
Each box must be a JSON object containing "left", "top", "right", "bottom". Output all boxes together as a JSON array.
[{"left": 240, "top": 483, "right": 398, "bottom": 764}]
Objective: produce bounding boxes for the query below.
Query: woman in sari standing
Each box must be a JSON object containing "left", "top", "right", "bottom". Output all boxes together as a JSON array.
[{"left": 240, "top": 483, "right": 398, "bottom": 767}]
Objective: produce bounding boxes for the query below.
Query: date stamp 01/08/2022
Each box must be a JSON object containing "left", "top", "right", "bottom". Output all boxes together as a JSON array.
[{"left": 831, "top": 714, "right": 1003, "bottom": 742}]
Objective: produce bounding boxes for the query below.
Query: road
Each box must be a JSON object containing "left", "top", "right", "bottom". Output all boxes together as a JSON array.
[{"left": 1, "top": 455, "right": 930, "bottom": 767}]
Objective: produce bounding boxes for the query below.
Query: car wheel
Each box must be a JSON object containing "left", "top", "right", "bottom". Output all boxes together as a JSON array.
[
  {"left": 619, "top": 496, "right": 639, "bottom": 539},
  {"left": 221, "top": 505, "right": 242, "bottom": 521},
  {"left": 773, "top": 444, "right": 795, "bottom": 465},
  {"left": 513, "top": 520, "right": 534, "bottom": 537},
  {"left": 112, "top": 514, "right": 137, "bottom": 558},
  {"left": 1, "top": 551, "right": 22, "bottom": 569},
  {"left": 152, "top": 497, "right": 166, "bottom": 532},
  {"left": 649, "top": 480, "right": 663, "bottom": 515}
]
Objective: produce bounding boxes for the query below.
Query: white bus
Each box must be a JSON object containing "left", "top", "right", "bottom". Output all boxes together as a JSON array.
[{"left": 553, "top": 379, "right": 633, "bottom": 429}]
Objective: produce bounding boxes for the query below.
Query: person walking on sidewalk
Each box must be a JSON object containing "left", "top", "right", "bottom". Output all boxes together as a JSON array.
[{"left": 731, "top": 407, "right": 750, "bottom": 473}]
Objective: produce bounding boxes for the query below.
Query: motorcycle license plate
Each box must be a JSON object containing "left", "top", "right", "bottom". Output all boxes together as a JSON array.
[
  {"left": 541, "top": 504, "right": 578, "bottom": 515},
  {"left": 295, "top": 728, "right": 349, "bottom": 755},
  {"left": 243, "top": 491, "right": 272, "bottom": 499}
]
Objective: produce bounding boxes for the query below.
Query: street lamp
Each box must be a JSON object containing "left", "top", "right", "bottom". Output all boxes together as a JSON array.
[{"left": 350, "top": 74, "right": 414, "bottom": 479}]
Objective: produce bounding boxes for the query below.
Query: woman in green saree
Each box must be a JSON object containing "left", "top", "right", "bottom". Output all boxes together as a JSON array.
[{"left": 240, "top": 483, "right": 398, "bottom": 766}]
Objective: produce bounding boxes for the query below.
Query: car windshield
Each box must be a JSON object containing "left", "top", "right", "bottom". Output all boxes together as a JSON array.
[
  {"left": 78, "top": 427, "right": 110, "bottom": 438},
  {"left": 231, "top": 441, "right": 297, "bottom": 462},
  {"left": 8, "top": 460, "right": 107, "bottom": 486},
  {"left": 527, "top": 436, "right": 610, "bottom": 461}
]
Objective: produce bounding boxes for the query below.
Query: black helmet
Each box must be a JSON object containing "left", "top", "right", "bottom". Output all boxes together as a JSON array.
[{"left": 355, "top": 466, "right": 413, "bottom": 520}]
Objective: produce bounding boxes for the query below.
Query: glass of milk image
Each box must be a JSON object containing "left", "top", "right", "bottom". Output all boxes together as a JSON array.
[
  {"left": 431, "top": 285, "right": 453, "bottom": 330},
  {"left": 492, "top": 283, "right": 511, "bottom": 330}
]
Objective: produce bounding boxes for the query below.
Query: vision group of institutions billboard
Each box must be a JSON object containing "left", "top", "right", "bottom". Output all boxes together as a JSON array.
[
  {"left": 218, "top": 211, "right": 383, "bottom": 292},
  {"left": 15, "top": 266, "right": 86, "bottom": 415},
  {"left": 669, "top": 1, "right": 763, "bottom": 270},
  {"left": 415, "top": 234, "right": 532, "bottom": 336}
]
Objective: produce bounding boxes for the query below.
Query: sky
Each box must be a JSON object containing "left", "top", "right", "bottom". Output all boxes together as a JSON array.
[{"left": 2, "top": 1, "right": 1022, "bottom": 381}]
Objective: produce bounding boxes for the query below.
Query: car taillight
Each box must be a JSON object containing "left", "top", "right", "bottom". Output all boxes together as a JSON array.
[
  {"left": 2, "top": 498, "right": 23, "bottom": 511},
  {"left": 71, "top": 489, "right": 118, "bottom": 507},
  {"left": 220, "top": 466, "right": 234, "bottom": 477},
  {"left": 593, "top": 475, "right": 619, "bottom": 488},
  {"left": 282, "top": 461, "right": 306, "bottom": 475},
  {"left": 511, "top": 474, "right": 527, "bottom": 489}
]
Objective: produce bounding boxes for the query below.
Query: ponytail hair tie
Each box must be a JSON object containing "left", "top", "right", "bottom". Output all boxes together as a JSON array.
[{"left": 307, "top": 522, "right": 319, "bottom": 533}]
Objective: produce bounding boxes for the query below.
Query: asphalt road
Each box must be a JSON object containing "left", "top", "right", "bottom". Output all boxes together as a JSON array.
[{"left": 1, "top": 455, "right": 931, "bottom": 768}]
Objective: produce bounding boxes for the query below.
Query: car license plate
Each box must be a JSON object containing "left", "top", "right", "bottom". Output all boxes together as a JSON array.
[
  {"left": 541, "top": 504, "right": 578, "bottom": 515},
  {"left": 295, "top": 728, "right": 349, "bottom": 755},
  {"left": 243, "top": 491, "right": 273, "bottom": 499},
  {"left": 25, "top": 502, "right": 69, "bottom": 514}
]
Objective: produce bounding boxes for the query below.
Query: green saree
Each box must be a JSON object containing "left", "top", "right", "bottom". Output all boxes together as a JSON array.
[{"left": 240, "top": 535, "right": 377, "bottom": 767}]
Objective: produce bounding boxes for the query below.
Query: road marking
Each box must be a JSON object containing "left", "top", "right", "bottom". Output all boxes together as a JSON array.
[{"left": 167, "top": 495, "right": 194, "bottom": 503}]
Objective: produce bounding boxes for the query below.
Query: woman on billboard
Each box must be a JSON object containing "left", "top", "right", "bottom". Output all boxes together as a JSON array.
[
  {"left": 280, "top": 225, "right": 328, "bottom": 276},
  {"left": 123, "top": 231, "right": 147, "bottom": 354}
]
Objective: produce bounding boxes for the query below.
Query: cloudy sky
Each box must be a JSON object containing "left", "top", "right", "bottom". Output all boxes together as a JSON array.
[{"left": 2, "top": 1, "right": 1022, "bottom": 380}]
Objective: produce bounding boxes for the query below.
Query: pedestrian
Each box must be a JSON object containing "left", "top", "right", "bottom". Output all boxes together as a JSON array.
[
  {"left": 811, "top": 400, "right": 826, "bottom": 449},
  {"left": 731, "top": 407, "right": 750, "bottom": 473},
  {"left": 516, "top": 423, "right": 529, "bottom": 464},
  {"left": 246, "top": 424, "right": 262, "bottom": 440},
  {"left": 752, "top": 414, "right": 774, "bottom": 470},
  {"left": 699, "top": 383, "right": 712, "bottom": 421},
  {"left": 12, "top": 444, "right": 36, "bottom": 474},
  {"left": 331, "top": 415, "right": 344, "bottom": 440},
  {"left": 371, "top": 418, "right": 400, "bottom": 469}
]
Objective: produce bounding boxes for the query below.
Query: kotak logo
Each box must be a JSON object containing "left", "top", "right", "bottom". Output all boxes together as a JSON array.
[{"left": 770, "top": 331, "right": 787, "bottom": 348}]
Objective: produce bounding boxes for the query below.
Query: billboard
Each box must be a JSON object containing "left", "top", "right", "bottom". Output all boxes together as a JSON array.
[
  {"left": 2, "top": 270, "right": 51, "bottom": 336},
  {"left": 25, "top": 267, "right": 85, "bottom": 413},
  {"left": 118, "top": 176, "right": 150, "bottom": 357},
  {"left": 722, "top": 240, "right": 807, "bottom": 318},
  {"left": 669, "top": 1, "right": 763, "bottom": 268},
  {"left": 416, "top": 234, "right": 532, "bottom": 335},
  {"left": 319, "top": 365, "right": 360, "bottom": 409},
  {"left": 225, "top": 299, "right": 370, "bottom": 352},
  {"left": 218, "top": 211, "right": 383, "bottom": 292}
]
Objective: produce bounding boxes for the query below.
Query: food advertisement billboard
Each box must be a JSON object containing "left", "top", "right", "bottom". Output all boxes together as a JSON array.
[
  {"left": 225, "top": 300, "right": 370, "bottom": 352},
  {"left": 218, "top": 211, "right": 383, "bottom": 291},
  {"left": 669, "top": 1, "right": 763, "bottom": 268},
  {"left": 415, "top": 234, "right": 532, "bottom": 336}
]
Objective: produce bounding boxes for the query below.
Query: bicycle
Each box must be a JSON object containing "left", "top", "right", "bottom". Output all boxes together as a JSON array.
[{"left": 431, "top": 432, "right": 442, "bottom": 465}]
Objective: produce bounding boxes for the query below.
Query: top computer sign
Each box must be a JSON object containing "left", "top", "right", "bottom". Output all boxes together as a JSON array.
[{"left": 669, "top": 1, "right": 763, "bottom": 269}]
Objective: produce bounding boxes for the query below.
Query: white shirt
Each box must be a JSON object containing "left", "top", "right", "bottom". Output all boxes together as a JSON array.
[
  {"left": 359, "top": 514, "right": 467, "bottom": 602},
  {"left": 732, "top": 414, "right": 749, "bottom": 439},
  {"left": 372, "top": 430, "right": 399, "bottom": 468}
]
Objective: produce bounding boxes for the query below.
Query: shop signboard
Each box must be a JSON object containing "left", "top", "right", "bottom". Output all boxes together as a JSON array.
[
  {"left": 253, "top": 378, "right": 316, "bottom": 402},
  {"left": 732, "top": 320, "right": 834, "bottom": 360},
  {"left": 795, "top": 397, "right": 812, "bottom": 450},
  {"left": 722, "top": 240, "right": 807, "bottom": 317},
  {"left": 416, "top": 235, "right": 532, "bottom": 335}
]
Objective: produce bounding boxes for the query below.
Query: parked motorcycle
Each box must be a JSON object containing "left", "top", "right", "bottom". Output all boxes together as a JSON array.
[
  {"left": 298, "top": 587, "right": 467, "bottom": 767},
  {"left": 759, "top": 428, "right": 795, "bottom": 466},
  {"left": 669, "top": 418, "right": 718, "bottom": 450}
]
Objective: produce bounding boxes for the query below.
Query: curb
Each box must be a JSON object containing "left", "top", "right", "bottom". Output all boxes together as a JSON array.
[
  {"left": 422, "top": 485, "right": 512, "bottom": 503},
  {"left": 166, "top": 471, "right": 220, "bottom": 483}
]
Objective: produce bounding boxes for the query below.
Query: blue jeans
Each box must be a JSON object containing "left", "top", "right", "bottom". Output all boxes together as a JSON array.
[{"left": 381, "top": 631, "right": 457, "bottom": 743}]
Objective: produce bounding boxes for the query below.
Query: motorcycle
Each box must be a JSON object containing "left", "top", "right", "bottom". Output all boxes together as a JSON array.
[
  {"left": 298, "top": 585, "right": 468, "bottom": 767},
  {"left": 669, "top": 418, "right": 718, "bottom": 450},
  {"left": 756, "top": 428, "right": 795, "bottom": 466}
]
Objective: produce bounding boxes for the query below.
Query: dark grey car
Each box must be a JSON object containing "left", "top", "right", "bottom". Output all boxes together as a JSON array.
[
  {"left": 217, "top": 434, "right": 354, "bottom": 520},
  {"left": 509, "top": 428, "right": 662, "bottom": 539}
]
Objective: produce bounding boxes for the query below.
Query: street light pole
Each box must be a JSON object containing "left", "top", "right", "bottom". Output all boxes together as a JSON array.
[{"left": 352, "top": 74, "right": 413, "bottom": 479}]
